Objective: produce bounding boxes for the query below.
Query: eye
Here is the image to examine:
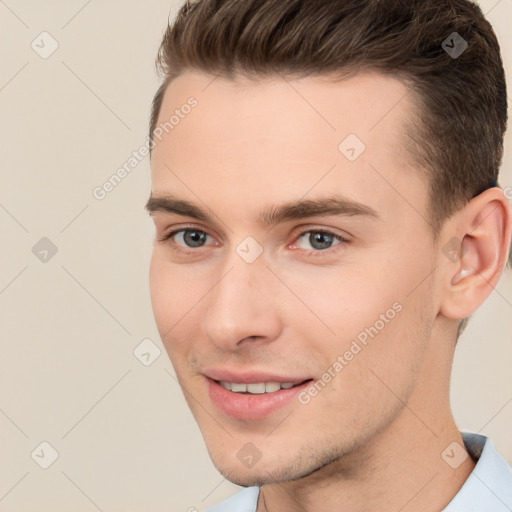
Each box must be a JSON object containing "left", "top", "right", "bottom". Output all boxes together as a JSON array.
[
  {"left": 158, "top": 226, "right": 348, "bottom": 257},
  {"left": 294, "top": 230, "right": 345, "bottom": 251},
  {"left": 160, "top": 228, "right": 214, "bottom": 249}
]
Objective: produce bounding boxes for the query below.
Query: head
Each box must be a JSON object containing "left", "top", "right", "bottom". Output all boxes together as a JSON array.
[{"left": 146, "top": 0, "right": 511, "bottom": 487}]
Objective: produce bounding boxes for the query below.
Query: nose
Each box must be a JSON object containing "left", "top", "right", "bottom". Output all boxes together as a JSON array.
[{"left": 201, "top": 252, "right": 283, "bottom": 351}]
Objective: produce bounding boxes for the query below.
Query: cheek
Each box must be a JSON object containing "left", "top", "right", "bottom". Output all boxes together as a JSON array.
[
  {"left": 149, "top": 255, "right": 171, "bottom": 328},
  {"left": 282, "top": 253, "right": 434, "bottom": 374},
  {"left": 149, "top": 253, "right": 199, "bottom": 344},
  {"left": 279, "top": 262, "right": 402, "bottom": 348}
]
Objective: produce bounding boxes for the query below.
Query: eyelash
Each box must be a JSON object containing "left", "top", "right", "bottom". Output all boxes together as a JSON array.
[{"left": 157, "top": 225, "right": 349, "bottom": 257}]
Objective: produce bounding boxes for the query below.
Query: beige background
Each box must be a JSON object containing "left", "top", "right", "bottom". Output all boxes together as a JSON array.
[{"left": 0, "top": 0, "right": 511, "bottom": 510}]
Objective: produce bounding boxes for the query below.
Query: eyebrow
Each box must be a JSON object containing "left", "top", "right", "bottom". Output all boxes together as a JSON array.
[{"left": 144, "top": 194, "right": 380, "bottom": 226}]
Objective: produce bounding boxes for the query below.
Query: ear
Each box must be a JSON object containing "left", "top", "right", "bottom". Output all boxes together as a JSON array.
[{"left": 438, "top": 187, "right": 512, "bottom": 321}]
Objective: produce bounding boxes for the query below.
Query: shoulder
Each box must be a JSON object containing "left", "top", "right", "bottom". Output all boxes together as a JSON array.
[{"left": 205, "top": 486, "right": 260, "bottom": 512}]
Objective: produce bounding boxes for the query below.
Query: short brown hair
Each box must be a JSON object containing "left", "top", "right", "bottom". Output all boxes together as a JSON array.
[{"left": 150, "top": 0, "right": 507, "bottom": 238}]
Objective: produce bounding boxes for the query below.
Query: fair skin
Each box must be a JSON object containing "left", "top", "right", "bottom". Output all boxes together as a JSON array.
[{"left": 146, "top": 69, "right": 512, "bottom": 512}]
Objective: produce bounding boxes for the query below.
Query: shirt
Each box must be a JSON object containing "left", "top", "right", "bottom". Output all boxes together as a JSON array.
[{"left": 206, "top": 432, "right": 512, "bottom": 511}]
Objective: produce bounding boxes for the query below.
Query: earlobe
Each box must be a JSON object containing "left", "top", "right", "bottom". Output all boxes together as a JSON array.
[{"left": 439, "top": 188, "right": 512, "bottom": 321}]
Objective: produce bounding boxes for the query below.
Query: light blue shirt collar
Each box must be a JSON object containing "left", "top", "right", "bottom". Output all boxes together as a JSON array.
[
  {"left": 206, "top": 432, "right": 512, "bottom": 512},
  {"left": 443, "top": 432, "right": 512, "bottom": 511}
]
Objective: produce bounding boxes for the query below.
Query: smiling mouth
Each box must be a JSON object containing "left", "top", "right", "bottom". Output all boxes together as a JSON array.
[{"left": 216, "top": 379, "right": 312, "bottom": 394}]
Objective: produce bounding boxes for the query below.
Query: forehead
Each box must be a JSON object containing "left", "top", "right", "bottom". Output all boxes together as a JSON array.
[{"left": 150, "top": 69, "right": 427, "bottom": 227}]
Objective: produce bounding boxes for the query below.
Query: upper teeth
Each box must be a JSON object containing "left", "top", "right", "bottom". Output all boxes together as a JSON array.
[{"left": 220, "top": 381, "right": 297, "bottom": 394}]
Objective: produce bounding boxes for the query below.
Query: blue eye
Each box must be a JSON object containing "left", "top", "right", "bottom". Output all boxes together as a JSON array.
[
  {"left": 163, "top": 229, "right": 212, "bottom": 248},
  {"left": 296, "top": 231, "right": 343, "bottom": 251},
  {"left": 158, "top": 227, "right": 347, "bottom": 257}
]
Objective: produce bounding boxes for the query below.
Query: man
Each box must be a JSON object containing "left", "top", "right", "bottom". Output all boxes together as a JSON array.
[{"left": 145, "top": 0, "right": 512, "bottom": 510}]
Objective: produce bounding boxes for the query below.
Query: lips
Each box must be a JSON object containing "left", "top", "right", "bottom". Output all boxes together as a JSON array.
[{"left": 204, "top": 369, "right": 313, "bottom": 420}]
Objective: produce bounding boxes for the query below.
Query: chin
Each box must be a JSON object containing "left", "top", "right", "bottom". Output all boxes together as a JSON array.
[
  {"left": 209, "top": 448, "right": 339, "bottom": 488},
  {"left": 215, "top": 465, "right": 301, "bottom": 488}
]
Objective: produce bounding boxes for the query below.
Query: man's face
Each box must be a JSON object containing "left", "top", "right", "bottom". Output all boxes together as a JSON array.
[{"left": 148, "top": 70, "right": 442, "bottom": 485}]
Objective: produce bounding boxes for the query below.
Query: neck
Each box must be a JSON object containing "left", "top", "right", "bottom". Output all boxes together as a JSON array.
[
  {"left": 258, "top": 415, "right": 475, "bottom": 512},
  {"left": 257, "top": 323, "right": 476, "bottom": 512}
]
